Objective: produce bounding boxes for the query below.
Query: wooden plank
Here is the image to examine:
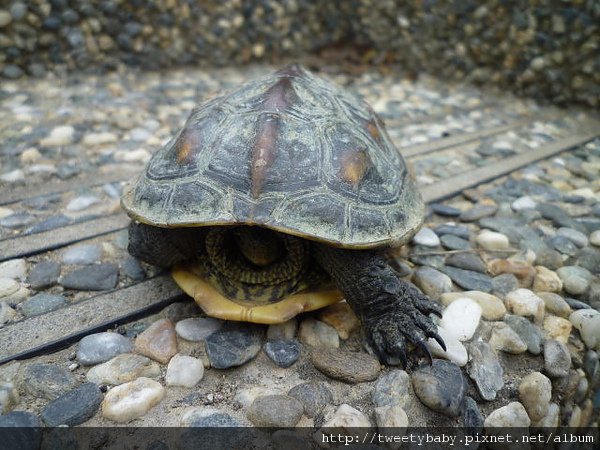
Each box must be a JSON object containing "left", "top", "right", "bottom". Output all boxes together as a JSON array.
[
  {"left": 0, "top": 275, "right": 184, "bottom": 364},
  {"left": 0, "top": 213, "right": 130, "bottom": 262},
  {"left": 420, "top": 131, "right": 600, "bottom": 203}
]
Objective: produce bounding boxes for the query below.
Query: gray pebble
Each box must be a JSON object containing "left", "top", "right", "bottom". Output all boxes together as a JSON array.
[
  {"left": 504, "top": 314, "right": 542, "bottom": 355},
  {"left": 27, "top": 261, "right": 61, "bottom": 289},
  {"left": 62, "top": 244, "right": 103, "bottom": 265},
  {"left": 557, "top": 227, "right": 589, "bottom": 247},
  {"left": 204, "top": 322, "right": 263, "bottom": 369},
  {"left": 372, "top": 369, "right": 411, "bottom": 408},
  {"left": 66, "top": 194, "right": 100, "bottom": 212},
  {"left": 491, "top": 273, "right": 520, "bottom": 298},
  {"left": 188, "top": 412, "right": 242, "bottom": 427},
  {"left": 412, "top": 266, "right": 452, "bottom": 300},
  {"left": 41, "top": 382, "right": 102, "bottom": 426},
  {"left": 440, "top": 266, "right": 493, "bottom": 292},
  {"left": 537, "top": 203, "right": 586, "bottom": 233},
  {"left": 263, "top": 340, "right": 301, "bottom": 368},
  {"left": 288, "top": 381, "right": 333, "bottom": 418},
  {"left": 564, "top": 298, "right": 593, "bottom": 310},
  {"left": 23, "top": 215, "right": 71, "bottom": 235},
  {"left": 59, "top": 263, "right": 119, "bottom": 290},
  {"left": 120, "top": 256, "right": 146, "bottom": 280},
  {"left": 0, "top": 411, "right": 42, "bottom": 450},
  {"left": 22, "top": 363, "right": 77, "bottom": 400},
  {"left": 311, "top": 348, "right": 380, "bottom": 384},
  {"left": 0, "top": 212, "right": 36, "bottom": 229},
  {"left": 556, "top": 266, "right": 592, "bottom": 295},
  {"left": 430, "top": 203, "right": 462, "bottom": 217},
  {"left": 460, "top": 204, "right": 498, "bottom": 222},
  {"left": 409, "top": 244, "right": 445, "bottom": 269},
  {"left": 466, "top": 341, "right": 504, "bottom": 401},
  {"left": 462, "top": 396, "right": 484, "bottom": 435},
  {"left": 19, "top": 293, "right": 68, "bottom": 317},
  {"left": 574, "top": 247, "right": 600, "bottom": 274},
  {"left": 247, "top": 395, "right": 304, "bottom": 427},
  {"left": 533, "top": 246, "right": 564, "bottom": 270},
  {"left": 440, "top": 234, "right": 472, "bottom": 250},
  {"left": 434, "top": 224, "right": 472, "bottom": 239},
  {"left": 548, "top": 235, "right": 578, "bottom": 256},
  {"left": 544, "top": 339, "right": 571, "bottom": 378},
  {"left": 445, "top": 252, "right": 486, "bottom": 273},
  {"left": 411, "top": 359, "right": 466, "bottom": 417},
  {"left": 77, "top": 332, "right": 133, "bottom": 365}
]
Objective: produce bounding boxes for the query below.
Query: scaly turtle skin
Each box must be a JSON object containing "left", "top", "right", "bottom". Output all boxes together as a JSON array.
[{"left": 122, "top": 64, "right": 445, "bottom": 366}]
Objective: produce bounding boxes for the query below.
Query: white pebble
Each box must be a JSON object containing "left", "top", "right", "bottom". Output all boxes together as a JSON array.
[
  {"left": 83, "top": 132, "right": 118, "bottom": 146},
  {"left": 590, "top": 230, "right": 600, "bottom": 247},
  {"left": 476, "top": 229, "right": 510, "bottom": 250},
  {"left": 319, "top": 404, "right": 371, "bottom": 431},
  {"left": 484, "top": 402, "right": 531, "bottom": 428},
  {"left": 0, "top": 278, "right": 20, "bottom": 298},
  {"left": 66, "top": 195, "right": 100, "bottom": 212},
  {"left": 234, "top": 386, "right": 285, "bottom": 408},
  {"left": 298, "top": 318, "right": 339, "bottom": 348},
  {"left": 505, "top": 289, "right": 545, "bottom": 323},
  {"left": 20, "top": 148, "right": 42, "bottom": 163},
  {"left": 511, "top": 196, "right": 537, "bottom": 211},
  {"left": 0, "top": 259, "right": 27, "bottom": 280},
  {"left": 489, "top": 322, "right": 527, "bottom": 354},
  {"left": 39, "top": 125, "right": 74, "bottom": 147},
  {"left": 439, "top": 298, "right": 481, "bottom": 341},
  {"left": 101, "top": 377, "right": 165, "bottom": 423},
  {"left": 412, "top": 228, "right": 440, "bottom": 247},
  {"left": 175, "top": 317, "right": 223, "bottom": 342},
  {"left": 114, "top": 148, "right": 151, "bottom": 163},
  {"left": 0, "top": 169, "right": 25, "bottom": 183},
  {"left": 427, "top": 326, "right": 468, "bottom": 366},
  {"left": 570, "top": 309, "right": 600, "bottom": 350},
  {"left": 440, "top": 291, "right": 506, "bottom": 321},
  {"left": 166, "top": 354, "right": 204, "bottom": 388}
]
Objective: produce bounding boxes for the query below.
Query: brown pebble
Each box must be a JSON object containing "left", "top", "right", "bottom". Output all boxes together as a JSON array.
[
  {"left": 311, "top": 348, "right": 380, "bottom": 383},
  {"left": 488, "top": 259, "right": 536, "bottom": 287},
  {"left": 134, "top": 318, "right": 178, "bottom": 364},
  {"left": 318, "top": 302, "right": 360, "bottom": 339}
]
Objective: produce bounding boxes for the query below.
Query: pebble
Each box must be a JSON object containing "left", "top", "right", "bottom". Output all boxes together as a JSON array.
[
  {"left": 19, "top": 293, "right": 67, "bottom": 317},
  {"left": 574, "top": 247, "right": 600, "bottom": 274},
  {"left": 183, "top": 408, "right": 242, "bottom": 427},
  {"left": 543, "top": 315, "right": 572, "bottom": 343},
  {"left": 434, "top": 223, "right": 472, "bottom": 239},
  {"left": 476, "top": 229, "right": 510, "bottom": 250},
  {"left": 0, "top": 410, "right": 42, "bottom": 450},
  {"left": 86, "top": 353, "right": 161, "bottom": 385},
  {"left": 445, "top": 253, "right": 486, "bottom": 273},
  {"left": 66, "top": 194, "right": 100, "bottom": 212},
  {"left": 483, "top": 402, "right": 531, "bottom": 428},
  {"left": 427, "top": 326, "right": 468, "bottom": 366},
  {"left": 22, "top": 363, "right": 77, "bottom": 400},
  {"left": 77, "top": 332, "right": 133, "bottom": 365},
  {"left": 134, "top": 318, "right": 178, "bottom": 364},
  {"left": 532, "top": 266, "right": 563, "bottom": 292},
  {"left": 39, "top": 125, "right": 75, "bottom": 147},
  {"left": 318, "top": 302, "right": 360, "bottom": 339},
  {"left": 0, "top": 211, "right": 34, "bottom": 228},
  {"left": 0, "top": 259, "right": 27, "bottom": 280},
  {"left": 0, "top": 278, "right": 19, "bottom": 299},
  {"left": 319, "top": 403, "right": 371, "bottom": 430},
  {"left": 410, "top": 245, "right": 445, "bottom": 269},
  {"left": 440, "top": 266, "right": 493, "bottom": 292},
  {"left": 119, "top": 256, "right": 146, "bottom": 280},
  {"left": 166, "top": 354, "right": 204, "bottom": 387},
  {"left": 511, "top": 196, "right": 537, "bottom": 211},
  {"left": 489, "top": 322, "right": 528, "bottom": 354},
  {"left": 298, "top": 318, "right": 339, "bottom": 348},
  {"left": 505, "top": 289, "right": 545, "bottom": 323},
  {"left": 263, "top": 339, "right": 301, "bottom": 368},
  {"left": 570, "top": 309, "right": 600, "bottom": 350},
  {"left": 0, "top": 303, "right": 16, "bottom": 325},
  {"left": 0, "top": 382, "right": 19, "bottom": 414},
  {"left": 557, "top": 227, "right": 588, "bottom": 247},
  {"left": 41, "top": 382, "right": 102, "bottom": 426},
  {"left": 531, "top": 402, "right": 560, "bottom": 429},
  {"left": 504, "top": 314, "right": 543, "bottom": 355},
  {"left": 488, "top": 259, "right": 536, "bottom": 287},
  {"left": 288, "top": 381, "right": 333, "bottom": 418},
  {"left": 430, "top": 203, "right": 461, "bottom": 216},
  {"left": 537, "top": 292, "right": 572, "bottom": 318},
  {"left": 544, "top": 339, "right": 571, "bottom": 378},
  {"left": 83, "top": 132, "right": 118, "bottom": 146},
  {"left": 462, "top": 396, "right": 484, "bottom": 435},
  {"left": 101, "top": 377, "right": 165, "bottom": 423},
  {"left": 247, "top": 395, "right": 304, "bottom": 427},
  {"left": 460, "top": 204, "right": 498, "bottom": 222},
  {"left": 234, "top": 386, "right": 285, "bottom": 408},
  {"left": 374, "top": 405, "right": 408, "bottom": 431},
  {"left": 556, "top": 266, "right": 592, "bottom": 295},
  {"left": 518, "top": 372, "right": 552, "bottom": 422},
  {"left": 590, "top": 230, "right": 600, "bottom": 246},
  {"left": 440, "top": 291, "right": 506, "bottom": 320},
  {"left": 26, "top": 260, "right": 61, "bottom": 289},
  {"left": 440, "top": 234, "right": 472, "bottom": 250},
  {"left": 62, "top": 244, "right": 103, "bottom": 265},
  {"left": 549, "top": 235, "right": 578, "bottom": 256},
  {"left": 59, "top": 263, "right": 119, "bottom": 290},
  {"left": 267, "top": 318, "right": 297, "bottom": 341},
  {"left": 204, "top": 322, "right": 263, "bottom": 369},
  {"left": 311, "top": 348, "right": 380, "bottom": 384},
  {"left": 466, "top": 341, "right": 504, "bottom": 401},
  {"left": 412, "top": 227, "right": 440, "bottom": 247},
  {"left": 491, "top": 273, "right": 520, "bottom": 297},
  {"left": 411, "top": 359, "right": 465, "bottom": 417},
  {"left": 439, "top": 297, "right": 481, "bottom": 341},
  {"left": 372, "top": 369, "right": 411, "bottom": 408},
  {"left": 412, "top": 266, "right": 452, "bottom": 300},
  {"left": 175, "top": 317, "right": 223, "bottom": 341}
]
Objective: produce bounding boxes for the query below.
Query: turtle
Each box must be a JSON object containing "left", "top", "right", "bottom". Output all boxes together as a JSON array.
[{"left": 121, "top": 63, "right": 445, "bottom": 366}]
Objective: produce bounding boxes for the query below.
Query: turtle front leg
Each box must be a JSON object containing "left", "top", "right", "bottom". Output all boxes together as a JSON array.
[{"left": 313, "top": 243, "right": 445, "bottom": 366}]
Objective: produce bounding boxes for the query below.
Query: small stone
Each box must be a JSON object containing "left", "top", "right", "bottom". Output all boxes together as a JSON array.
[
  {"left": 505, "top": 289, "right": 545, "bottom": 323},
  {"left": 372, "top": 369, "right": 411, "bottom": 408},
  {"left": 288, "top": 381, "right": 333, "bottom": 418},
  {"left": 86, "top": 353, "right": 161, "bottom": 385},
  {"left": 62, "top": 244, "right": 103, "bottom": 265},
  {"left": 0, "top": 169, "right": 25, "bottom": 183},
  {"left": 462, "top": 396, "right": 484, "bottom": 435},
  {"left": 492, "top": 273, "right": 520, "bottom": 298},
  {"left": 166, "top": 354, "right": 204, "bottom": 387},
  {"left": 543, "top": 315, "right": 572, "bottom": 343},
  {"left": 234, "top": 386, "right": 285, "bottom": 408},
  {"left": 544, "top": 339, "right": 571, "bottom": 378},
  {"left": 0, "top": 278, "right": 19, "bottom": 298},
  {"left": 247, "top": 395, "right": 304, "bottom": 427},
  {"left": 318, "top": 302, "right": 359, "bottom": 339},
  {"left": 41, "top": 382, "right": 102, "bottom": 426},
  {"left": 430, "top": 204, "right": 461, "bottom": 217},
  {"left": 504, "top": 314, "right": 543, "bottom": 355},
  {"left": 83, "top": 132, "right": 118, "bottom": 146},
  {"left": 311, "top": 348, "right": 380, "bottom": 383},
  {"left": 0, "top": 411, "right": 42, "bottom": 450},
  {"left": 460, "top": 204, "right": 498, "bottom": 222},
  {"left": 476, "top": 230, "right": 510, "bottom": 250},
  {"left": 119, "top": 257, "right": 145, "bottom": 280},
  {"left": 557, "top": 227, "right": 588, "bottom": 247},
  {"left": 22, "top": 363, "right": 77, "bottom": 400},
  {"left": 466, "top": 341, "right": 504, "bottom": 401},
  {"left": 181, "top": 407, "right": 242, "bottom": 427},
  {"left": 531, "top": 402, "right": 560, "bottom": 429},
  {"left": 412, "top": 227, "right": 440, "bottom": 247},
  {"left": 77, "top": 332, "right": 133, "bottom": 365},
  {"left": 440, "top": 266, "right": 493, "bottom": 292},
  {"left": 20, "top": 147, "right": 41, "bottom": 163},
  {"left": 374, "top": 405, "right": 408, "bottom": 431},
  {"left": 175, "top": 317, "right": 223, "bottom": 342},
  {"left": 511, "top": 196, "right": 537, "bottom": 211},
  {"left": 518, "top": 372, "right": 552, "bottom": 422},
  {"left": 537, "top": 292, "right": 572, "bottom": 318},
  {"left": 434, "top": 223, "right": 471, "bottom": 239},
  {"left": 26, "top": 261, "right": 61, "bottom": 289},
  {"left": 0, "top": 382, "right": 19, "bottom": 414},
  {"left": 319, "top": 404, "right": 371, "bottom": 431},
  {"left": 0, "top": 303, "right": 16, "bottom": 325},
  {"left": 66, "top": 194, "right": 100, "bottom": 211},
  {"left": 445, "top": 252, "right": 486, "bottom": 272},
  {"left": 267, "top": 318, "right": 297, "bottom": 341},
  {"left": 489, "top": 322, "right": 528, "bottom": 354},
  {"left": 440, "top": 291, "right": 506, "bottom": 320},
  {"left": 488, "top": 259, "right": 536, "bottom": 287},
  {"left": 590, "top": 230, "right": 600, "bottom": 246},
  {"left": 263, "top": 340, "right": 301, "bottom": 368},
  {"left": 0, "top": 259, "right": 27, "bottom": 280},
  {"left": 134, "top": 318, "right": 178, "bottom": 364},
  {"left": 427, "top": 326, "right": 468, "bottom": 366},
  {"left": 298, "top": 318, "right": 339, "bottom": 348},
  {"left": 570, "top": 309, "right": 600, "bottom": 350},
  {"left": 39, "top": 126, "right": 75, "bottom": 147},
  {"left": 19, "top": 293, "right": 68, "bottom": 317},
  {"left": 440, "top": 234, "right": 472, "bottom": 250},
  {"left": 59, "top": 263, "right": 119, "bottom": 290},
  {"left": 412, "top": 266, "right": 452, "bottom": 300},
  {"left": 411, "top": 359, "right": 465, "bottom": 417},
  {"left": 101, "top": 377, "right": 165, "bottom": 423},
  {"left": 533, "top": 266, "right": 563, "bottom": 292},
  {"left": 557, "top": 266, "right": 592, "bottom": 295},
  {"left": 439, "top": 297, "right": 481, "bottom": 341},
  {"left": 484, "top": 402, "right": 531, "bottom": 428},
  {"left": 204, "top": 322, "right": 263, "bottom": 369}
]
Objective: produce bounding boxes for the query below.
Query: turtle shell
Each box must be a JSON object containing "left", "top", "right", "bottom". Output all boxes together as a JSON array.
[{"left": 121, "top": 64, "right": 424, "bottom": 249}]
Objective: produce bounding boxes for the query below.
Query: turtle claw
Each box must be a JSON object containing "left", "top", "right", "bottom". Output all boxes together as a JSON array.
[
  {"left": 433, "top": 332, "right": 447, "bottom": 352},
  {"left": 417, "top": 340, "right": 433, "bottom": 365}
]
